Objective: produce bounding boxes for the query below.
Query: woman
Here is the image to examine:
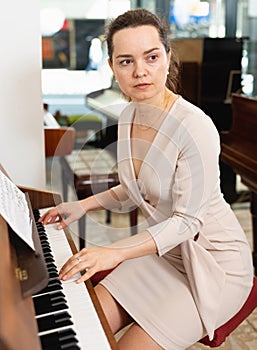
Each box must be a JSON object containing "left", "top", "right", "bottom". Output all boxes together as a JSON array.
[{"left": 40, "top": 9, "right": 253, "bottom": 350}]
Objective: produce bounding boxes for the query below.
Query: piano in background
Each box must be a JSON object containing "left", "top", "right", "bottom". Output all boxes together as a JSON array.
[
  {"left": 86, "top": 78, "right": 128, "bottom": 153},
  {"left": 220, "top": 93, "right": 257, "bottom": 274},
  {"left": 0, "top": 164, "right": 118, "bottom": 350},
  {"left": 175, "top": 37, "right": 246, "bottom": 204}
]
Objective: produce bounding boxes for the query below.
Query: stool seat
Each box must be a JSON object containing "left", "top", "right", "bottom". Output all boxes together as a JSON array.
[
  {"left": 60, "top": 149, "right": 138, "bottom": 249},
  {"left": 199, "top": 276, "right": 257, "bottom": 347}
]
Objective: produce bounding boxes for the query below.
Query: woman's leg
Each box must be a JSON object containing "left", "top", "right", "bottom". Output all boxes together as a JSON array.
[
  {"left": 118, "top": 323, "right": 164, "bottom": 350},
  {"left": 95, "top": 284, "right": 164, "bottom": 350},
  {"left": 94, "top": 284, "right": 132, "bottom": 333}
]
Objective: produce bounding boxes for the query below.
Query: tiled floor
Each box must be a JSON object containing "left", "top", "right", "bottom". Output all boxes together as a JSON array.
[{"left": 46, "top": 158, "right": 257, "bottom": 349}]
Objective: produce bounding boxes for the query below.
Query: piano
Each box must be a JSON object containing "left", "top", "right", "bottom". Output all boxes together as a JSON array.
[
  {"left": 0, "top": 164, "right": 118, "bottom": 350},
  {"left": 86, "top": 78, "right": 127, "bottom": 122},
  {"left": 220, "top": 93, "right": 257, "bottom": 274},
  {"left": 86, "top": 78, "right": 127, "bottom": 153}
]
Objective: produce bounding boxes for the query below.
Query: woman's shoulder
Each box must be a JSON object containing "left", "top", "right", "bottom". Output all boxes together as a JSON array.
[
  {"left": 172, "top": 96, "right": 218, "bottom": 132},
  {"left": 118, "top": 103, "right": 135, "bottom": 124},
  {"left": 173, "top": 96, "right": 206, "bottom": 119},
  {"left": 166, "top": 96, "right": 220, "bottom": 148}
]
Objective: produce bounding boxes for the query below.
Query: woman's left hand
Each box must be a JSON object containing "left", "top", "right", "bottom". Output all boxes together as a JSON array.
[{"left": 59, "top": 246, "right": 124, "bottom": 283}]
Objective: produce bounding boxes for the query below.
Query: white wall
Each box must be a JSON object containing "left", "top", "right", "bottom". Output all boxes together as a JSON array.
[
  {"left": 0, "top": 0, "right": 45, "bottom": 188},
  {"left": 40, "top": 0, "right": 131, "bottom": 19}
]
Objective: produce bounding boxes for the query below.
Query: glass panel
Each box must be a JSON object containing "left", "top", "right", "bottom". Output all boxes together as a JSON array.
[{"left": 169, "top": 0, "right": 225, "bottom": 39}]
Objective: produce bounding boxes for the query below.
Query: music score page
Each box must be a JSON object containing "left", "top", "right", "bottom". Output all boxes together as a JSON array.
[{"left": 0, "top": 170, "right": 34, "bottom": 250}]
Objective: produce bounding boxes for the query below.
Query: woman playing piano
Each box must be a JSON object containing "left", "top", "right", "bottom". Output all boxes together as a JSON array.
[{"left": 40, "top": 8, "right": 254, "bottom": 350}]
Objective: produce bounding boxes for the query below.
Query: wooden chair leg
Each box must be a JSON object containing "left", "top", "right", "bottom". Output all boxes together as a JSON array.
[
  {"left": 106, "top": 210, "right": 111, "bottom": 223},
  {"left": 130, "top": 208, "right": 138, "bottom": 235},
  {"left": 60, "top": 164, "right": 68, "bottom": 202},
  {"left": 79, "top": 216, "right": 86, "bottom": 250}
]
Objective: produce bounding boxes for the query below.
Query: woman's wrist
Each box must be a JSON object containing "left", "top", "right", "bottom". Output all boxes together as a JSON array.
[
  {"left": 107, "top": 231, "right": 157, "bottom": 261},
  {"left": 79, "top": 198, "right": 89, "bottom": 213}
]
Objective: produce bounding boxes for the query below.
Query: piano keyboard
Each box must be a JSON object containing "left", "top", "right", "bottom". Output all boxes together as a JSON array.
[{"left": 33, "top": 208, "right": 112, "bottom": 350}]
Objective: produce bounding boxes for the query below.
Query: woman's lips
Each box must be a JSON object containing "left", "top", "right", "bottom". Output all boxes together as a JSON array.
[{"left": 134, "top": 83, "right": 151, "bottom": 90}]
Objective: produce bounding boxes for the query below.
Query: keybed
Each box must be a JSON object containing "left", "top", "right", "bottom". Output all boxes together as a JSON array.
[{"left": 33, "top": 208, "right": 112, "bottom": 350}]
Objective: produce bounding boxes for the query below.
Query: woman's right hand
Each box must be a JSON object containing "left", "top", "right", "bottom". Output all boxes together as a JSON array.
[{"left": 39, "top": 201, "right": 86, "bottom": 229}]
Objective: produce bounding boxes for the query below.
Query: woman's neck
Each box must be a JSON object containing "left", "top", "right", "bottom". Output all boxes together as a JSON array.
[{"left": 133, "top": 89, "right": 177, "bottom": 129}]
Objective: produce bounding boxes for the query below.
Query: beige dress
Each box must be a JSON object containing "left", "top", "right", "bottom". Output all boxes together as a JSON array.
[{"left": 96, "top": 97, "right": 253, "bottom": 350}]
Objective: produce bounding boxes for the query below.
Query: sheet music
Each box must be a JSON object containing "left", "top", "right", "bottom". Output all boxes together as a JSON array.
[{"left": 0, "top": 170, "right": 34, "bottom": 250}]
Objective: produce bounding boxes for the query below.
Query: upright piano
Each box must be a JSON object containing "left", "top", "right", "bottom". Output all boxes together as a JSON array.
[
  {"left": 0, "top": 164, "right": 118, "bottom": 350},
  {"left": 220, "top": 93, "right": 257, "bottom": 274}
]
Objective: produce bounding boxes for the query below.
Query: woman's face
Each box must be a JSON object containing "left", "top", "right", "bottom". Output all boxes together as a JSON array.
[{"left": 109, "top": 25, "right": 171, "bottom": 105}]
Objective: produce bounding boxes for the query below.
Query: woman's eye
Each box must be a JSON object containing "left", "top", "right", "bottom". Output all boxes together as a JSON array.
[
  {"left": 120, "top": 59, "right": 132, "bottom": 66},
  {"left": 147, "top": 54, "right": 158, "bottom": 62}
]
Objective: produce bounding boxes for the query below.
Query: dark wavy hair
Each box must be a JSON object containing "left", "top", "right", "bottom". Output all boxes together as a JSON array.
[{"left": 105, "top": 8, "right": 181, "bottom": 94}]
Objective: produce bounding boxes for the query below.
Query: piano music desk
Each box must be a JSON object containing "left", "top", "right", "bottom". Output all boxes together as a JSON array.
[{"left": 60, "top": 149, "right": 138, "bottom": 250}]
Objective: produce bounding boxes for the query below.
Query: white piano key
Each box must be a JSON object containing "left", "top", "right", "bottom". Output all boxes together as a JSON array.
[{"left": 39, "top": 208, "right": 112, "bottom": 350}]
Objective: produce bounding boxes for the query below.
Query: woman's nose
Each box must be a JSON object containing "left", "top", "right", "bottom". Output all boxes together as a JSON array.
[{"left": 134, "top": 61, "right": 147, "bottom": 78}]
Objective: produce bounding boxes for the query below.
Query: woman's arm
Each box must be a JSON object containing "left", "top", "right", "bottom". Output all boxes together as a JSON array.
[
  {"left": 59, "top": 230, "right": 157, "bottom": 283},
  {"left": 39, "top": 186, "right": 126, "bottom": 229}
]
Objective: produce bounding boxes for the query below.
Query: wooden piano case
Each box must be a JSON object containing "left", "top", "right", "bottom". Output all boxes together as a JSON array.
[{"left": 0, "top": 164, "right": 118, "bottom": 350}]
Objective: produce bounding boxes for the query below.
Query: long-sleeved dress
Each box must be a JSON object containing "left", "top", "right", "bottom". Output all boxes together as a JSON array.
[{"left": 95, "top": 96, "right": 253, "bottom": 350}]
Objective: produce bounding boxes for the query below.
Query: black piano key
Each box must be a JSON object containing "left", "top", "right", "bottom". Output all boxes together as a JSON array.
[
  {"left": 42, "top": 247, "right": 52, "bottom": 254},
  {"left": 46, "top": 261, "right": 58, "bottom": 269},
  {"left": 48, "top": 265, "right": 59, "bottom": 273},
  {"left": 37, "top": 279, "right": 63, "bottom": 294},
  {"left": 38, "top": 230, "right": 47, "bottom": 236},
  {"left": 38, "top": 228, "right": 46, "bottom": 235},
  {"left": 40, "top": 239, "right": 50, "bottom": 247},
  {"left": 33, "top": 292, "right": 68, "bottom": 315},
  {"left": 37, "top": 311, "right": 73, "bottom": 332},
  {"left": 39, "top": 236, "right": 49, "bottom": 243},
  {"left": 38, "top": 228, "right": 47, "bottom": 235},
  {"left": 40, "top": 238, "right": 49, "bottom": 245},
  {"left": 43, "top": 252, "right": 54, "bottom": 260},
  {"left": 49, "top": 270, "right": 59, "bottom": 279},
  {"left": 40, "top": 329, "right": 79, "bottom": 350},
  {"left": 44, "top": 255, "right": 55, "bottom": 264}
]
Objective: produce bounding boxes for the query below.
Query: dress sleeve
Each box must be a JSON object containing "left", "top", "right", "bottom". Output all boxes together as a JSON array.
[
  {"left": 147, "top": 114, "right": 222, "bottom": 256},
  {"left": 94, "top": 184, "right": 136, "bottom": 212}
]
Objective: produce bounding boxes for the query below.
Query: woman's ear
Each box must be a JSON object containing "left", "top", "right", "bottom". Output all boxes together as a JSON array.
[
  {"left": 108, "top": 58, "right": 114, "bottom": 72},
  {"left": 167, "top": 50, "right": 171, "bottom": 68}
]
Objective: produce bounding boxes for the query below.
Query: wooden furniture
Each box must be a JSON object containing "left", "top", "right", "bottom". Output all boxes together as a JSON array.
[
  {"left": 0, "top": 164, "right": 118, "bottom": 350},
  {"left": 44, "top": 127, "right": 75, "bottom": 157},
  {"left": 60, "top": 149, "right": 138, "bottom": 250},
  {"left": 44, "top": 109, "right": 75, "bottom": 158},
  {"left": 220, "top": 93, "right": 257, "bottom": 274}
]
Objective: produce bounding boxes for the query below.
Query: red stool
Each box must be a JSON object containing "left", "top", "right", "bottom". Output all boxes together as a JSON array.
[
  {"left": 199, "top": 276, "right": 257, "bottom": 347},
  {"left": 91, "top": 271, "right": 257, "bottom": 347}
]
